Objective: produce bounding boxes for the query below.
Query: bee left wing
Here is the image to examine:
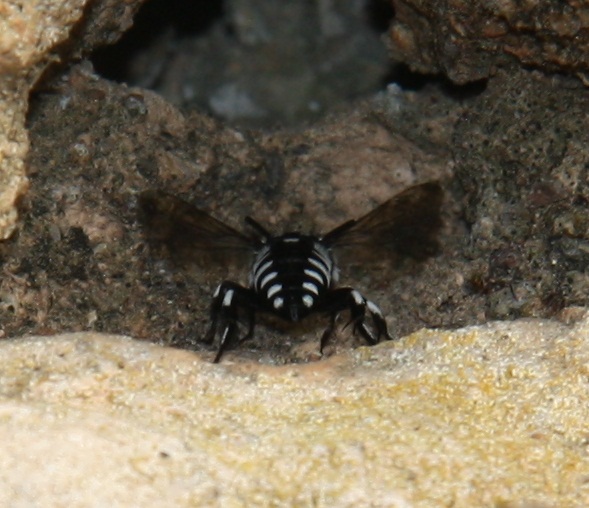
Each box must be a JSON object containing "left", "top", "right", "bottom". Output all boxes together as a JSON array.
[
  {"left": 321, "top": 182, "right": 444, "bottom": 261},
  {"left": 139, "top": 190, "right": 261, "bottom": 267}
]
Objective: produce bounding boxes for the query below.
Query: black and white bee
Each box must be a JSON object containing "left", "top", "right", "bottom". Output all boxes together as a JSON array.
[{"left": 139, "top": 182, "right": 443, "bottom": 362}]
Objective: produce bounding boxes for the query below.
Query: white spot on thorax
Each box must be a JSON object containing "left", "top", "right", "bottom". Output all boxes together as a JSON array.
[{"left": 283, "top": 237, "right": 300, "bottom": 243}]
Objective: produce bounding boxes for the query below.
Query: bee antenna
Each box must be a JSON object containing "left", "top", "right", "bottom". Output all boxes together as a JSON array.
[{"left": 245, "top": 216, "right": 272, "bottom": 241}]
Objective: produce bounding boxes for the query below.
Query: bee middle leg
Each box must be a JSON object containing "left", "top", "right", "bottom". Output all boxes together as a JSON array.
[{"left": 204, "top": 281, "right": 258, "bottom": 363}]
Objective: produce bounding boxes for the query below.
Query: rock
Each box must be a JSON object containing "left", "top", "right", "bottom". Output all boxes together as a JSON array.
[
  {"left": 1, "top": 315, "right": 588, "bottom": 506},
  {"left": 0, "top": 0, "right": 143, "bottom": 240},
  {"left": 453, "top": 67, "right": 589, "bottom": 321},
  {"left": 92, "top": 0, "right": 391, "bottom": 127},
  {"left": 388, "top": 0, "right": 589, "bottom": 85},
  {"left": 3, "top": 4, "right": 589, "bottom": 504},
  {"left": 8, "top": 65, "right": 452, "bottom": 352}
]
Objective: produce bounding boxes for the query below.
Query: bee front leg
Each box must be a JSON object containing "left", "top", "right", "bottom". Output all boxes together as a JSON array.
[
  {"left": 204, "top": 281, "right": 258, "bottom": 363},
  {"left": 318, "top": 287, "right": 394, "bottom": 353}
]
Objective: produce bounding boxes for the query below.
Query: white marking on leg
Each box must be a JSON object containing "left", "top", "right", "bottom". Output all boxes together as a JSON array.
[
  {"left": 304, "top": 268, "right": 324, "bottom": 284},
  {"left": 366, "top": 300, "right": 383, "bottom": 316},
  {"left": 267, "top": 284, "right": 282, "bottom": 299},
  {"left": 213, "top": 284, "right": 222, "bottom": 298},
  {"left": 260, "top": 271, "right": 278, "bottom": 288},
  {"left": 222, "top": 289, "right": 235, "bottom": 307},
  {"left": 221, "top": 325, "right": 231, "bottom": 341},
  {"left": 303, "top": 282, "right": 319, "bottom": 295},
  {"left": 302, "top": 294, "right": 314, "bottom": 308},
  {"left": 351, "top": 290, "right": 365, "bottom": 306},
  {"left": 273, "top": 297, "right": 284, "bottom": 309}
]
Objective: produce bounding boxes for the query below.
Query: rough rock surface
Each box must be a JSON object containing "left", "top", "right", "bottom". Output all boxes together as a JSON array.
[
  {"left": 0, "top": 0, "right": 83, "bottom": 239},
  {"left": 6, "top": 57, "right": 589, "bottom": 362},
  {"left": 0, "top": 0, "right": 142, "bottom": 240},
  {"left": 453, "top": 68, "right": 589, "bottom": 322},
  {"left": 3, "top": 2, "right": 589, "bottom": 506},
  {"left": 388, "top": 0, "right": 589, "bottom": 85},
  {"left": 1, "top": 315, "right": 588, "bottom": 506},
  {"left": 2, "top": 65, "right": 455, "bottom": 363}
]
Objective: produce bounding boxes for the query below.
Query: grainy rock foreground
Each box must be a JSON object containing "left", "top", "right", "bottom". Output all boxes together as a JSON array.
[{"left": 1, "top": 315, "right": 588, "bottom": 507}]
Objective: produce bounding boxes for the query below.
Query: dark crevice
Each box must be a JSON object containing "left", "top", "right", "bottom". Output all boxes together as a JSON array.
[
  {"left": 385, "top": 63, "right": 488, "bottom": 99},
  {"left": 90, "top": 0, "right": 394, "bottom": 127},
  {"left": 366, "top": 0, "right": 395, "bottom": 32},
  {"left": 90, "top": 0, "right": 483, "bottom": 127},
  {"left": 92, "top": 0, "right": 225, "bottom": 83}
]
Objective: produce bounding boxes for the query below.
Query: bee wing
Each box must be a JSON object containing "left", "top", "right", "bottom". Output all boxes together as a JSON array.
[
  {"left": 139, "top": 190, "right": 260, "bottom": 267},
  {"left": 321, "top": 182, "right": 444, "bottom": 261}
]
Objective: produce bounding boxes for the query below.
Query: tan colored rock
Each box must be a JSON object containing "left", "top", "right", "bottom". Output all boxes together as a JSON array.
[
  {"left": 1, "top": 314, "right": 588, "bottom": 506},
  {"left": 0, "top": 0, "right": 142, "bottom": 240},
  {"left": 0, "top": 0, "right": 86, "bottom": 238}
]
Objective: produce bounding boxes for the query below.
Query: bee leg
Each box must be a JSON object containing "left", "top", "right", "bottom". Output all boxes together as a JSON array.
[
  {"left": 205, "top": 281, "right": 258, "bottom": 363},
  {"left": 202, "top": 292, "right": 221, "bottom": 346},
  {"left": 349, "top": 289, "right": 395, "bottom": 344},
  {"left": 318, "top": 288, "right": 394, "bottom": 351},
  {"left": 319, "top": 312, "right": 338, "bottom": 354},
  {"left": 239, "top": 308, "right": 256, "bottom": 343},
  {"left": 213, "top": 319, "right": 239, "bottom": 363},
  {"left": 203, "top": 282, "right": 227, "bottom": 345},
  {"left": 364, "top": 298, "right": 395, "bottom": 342}
]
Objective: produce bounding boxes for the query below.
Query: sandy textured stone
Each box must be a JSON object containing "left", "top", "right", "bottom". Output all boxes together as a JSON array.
[{"left": 1, "top": 314, "right": 588, "bottom": 506}]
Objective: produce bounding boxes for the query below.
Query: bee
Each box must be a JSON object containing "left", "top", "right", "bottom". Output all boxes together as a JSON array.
[{"left": 139, "top": 182, "right": 443, "bottom": 362}]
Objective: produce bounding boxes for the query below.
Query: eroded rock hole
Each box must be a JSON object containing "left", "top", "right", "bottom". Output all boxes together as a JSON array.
[{"left": 92, "top": 0, "right": 395, "bottom": 127}]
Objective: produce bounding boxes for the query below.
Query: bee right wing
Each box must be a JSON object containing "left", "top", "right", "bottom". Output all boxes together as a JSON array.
[
  {"left": 321, "top": 182, "right": 444, "bottom": 262},
  {"left": 139, "top": 190, "right": 261, "bottom": 267}
]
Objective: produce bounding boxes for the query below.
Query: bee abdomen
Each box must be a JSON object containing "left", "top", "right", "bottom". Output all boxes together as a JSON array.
[{"left": 251, "top": 234, "right": 334, "bottom": 321}]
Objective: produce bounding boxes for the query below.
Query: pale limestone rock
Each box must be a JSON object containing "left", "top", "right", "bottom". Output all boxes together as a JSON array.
[
  {"left": 0, "top": 0, "right": 142, "bottom": 239},
  {"left": 0, "top": 0, "right": 92, "bottom": 238},
  {"left": 1, "top": 314, "right": 588, "bottom": 507}
]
